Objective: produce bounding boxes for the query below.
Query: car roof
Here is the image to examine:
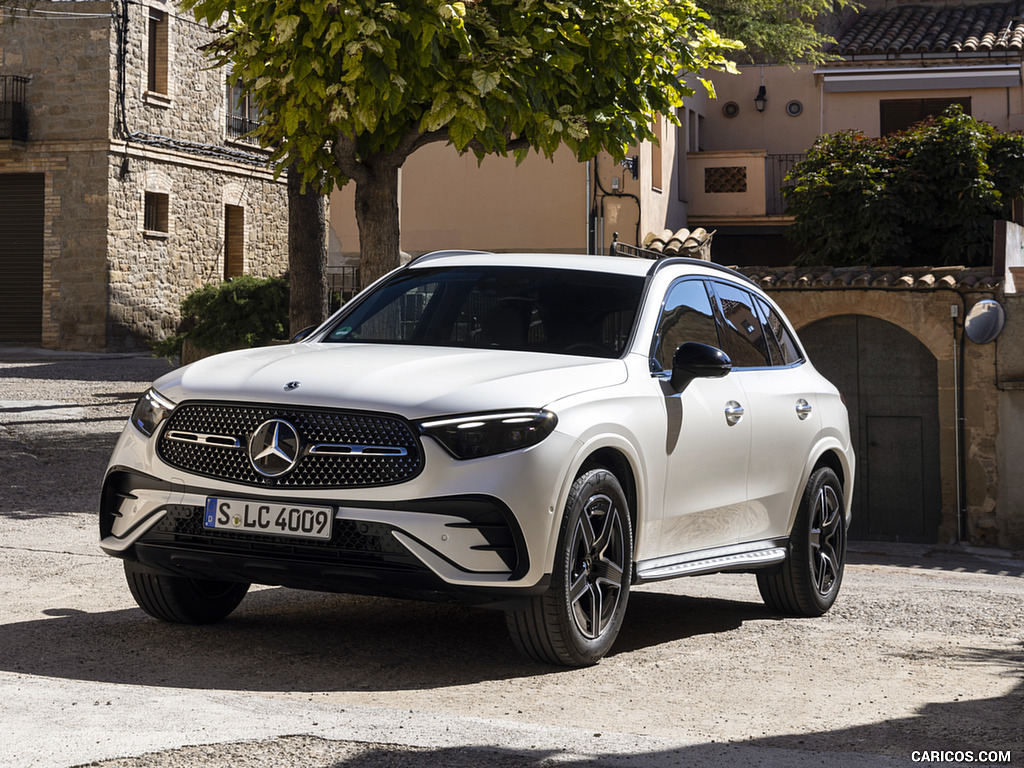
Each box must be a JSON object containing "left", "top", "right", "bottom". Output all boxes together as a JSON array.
[{"left": 408, "top": 251, "right": 750, "bottom": 284}]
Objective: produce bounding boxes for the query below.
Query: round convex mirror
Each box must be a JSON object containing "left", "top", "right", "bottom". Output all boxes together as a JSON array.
[{"left": 964, "top": 299, "right": 1005, "bottom": 345}]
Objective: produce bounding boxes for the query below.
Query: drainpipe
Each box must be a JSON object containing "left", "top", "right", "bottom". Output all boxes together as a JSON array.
[
  {"left": 585, "top": 160, "right": 592, "bottom": 254},
  {"left": 952, "top": 305, "right": 964, "bottom": 542}
]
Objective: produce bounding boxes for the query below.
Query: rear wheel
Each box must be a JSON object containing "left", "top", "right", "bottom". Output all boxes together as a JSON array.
[
  {"left": 758, "top": 467, "right": 846, "bottom": 616},
  {"left": 506, "top": 469, "right": 632, "bottom": 666},
  {"left": 124, "top": 561, "right": 249, "bottom": 624}
]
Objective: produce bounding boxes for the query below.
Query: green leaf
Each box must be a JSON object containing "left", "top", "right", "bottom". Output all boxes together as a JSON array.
[
  {"left": 471, "top": 69, "right": 500, "bottom": 96},
  {"left": 274, "top": 15, "right": 301, "bottom": 43}
]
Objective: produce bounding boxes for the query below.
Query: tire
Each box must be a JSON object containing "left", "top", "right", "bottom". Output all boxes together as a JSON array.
[
  {"left": 124, "top": 561, "right": 249, "bottom": 624},
  {"left": 506, "top": 469, "right": 632, "bottom": 666},
  {"left": 758, "top": 467, "right": 846, "bottom": 617}
]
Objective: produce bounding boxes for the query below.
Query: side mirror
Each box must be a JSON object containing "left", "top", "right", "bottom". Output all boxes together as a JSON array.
[
  {"left": 670, "top": 342, "right": 732, "bottom": 393},
  {"left": 290, "top": 325, "right": 318, "bottom": 343}
]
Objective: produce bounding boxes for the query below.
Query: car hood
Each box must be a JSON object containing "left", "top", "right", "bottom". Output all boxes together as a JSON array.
[{"left": 153, "top": 343, "right": 628, "bottom": 419}]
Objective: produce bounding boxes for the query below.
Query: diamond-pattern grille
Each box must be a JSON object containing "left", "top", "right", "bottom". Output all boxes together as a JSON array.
[{"left": 157, "top": 402, "right": 423, "bottom": 488}]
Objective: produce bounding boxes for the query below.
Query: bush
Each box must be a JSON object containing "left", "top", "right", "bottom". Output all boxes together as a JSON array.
[
  {"left": 153, "top": 275, "right": 289, "bottom": 359},
  {"left": 784, "top": 106, "right": 1024, "bottom": 267}
]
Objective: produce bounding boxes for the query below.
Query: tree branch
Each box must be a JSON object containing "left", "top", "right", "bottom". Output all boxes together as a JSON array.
[{"left": 330, "top": 133, "right": 369, "bottom": 186}]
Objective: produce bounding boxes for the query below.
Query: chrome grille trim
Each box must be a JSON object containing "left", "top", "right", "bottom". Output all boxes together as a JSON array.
[
  {"left": 165, "top": 430, "right": 242, "bottom": 448},
  {"left": 309, "top": 443, "right": 409, "bottom": 456}
]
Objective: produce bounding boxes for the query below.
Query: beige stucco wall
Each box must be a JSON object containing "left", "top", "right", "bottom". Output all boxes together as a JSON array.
[
  {"left": 700, "top": 66, "right": 823, "bottom": 154},
  {"left": 702, "top": 62, "right": 1024, "bottom": 155},
  {"left": 329, "top": 111, "right": 690, "bottom": 261},
  {"left": 330, "top": 145, "right": 590, "bottom": 263}
]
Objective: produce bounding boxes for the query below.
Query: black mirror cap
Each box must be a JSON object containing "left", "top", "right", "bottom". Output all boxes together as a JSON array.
[
  {"left": 290, "top": 325, "right": 318, "bottom": 343},
  {"left": 670, "top": 342, "right": 732, "bottom": 393}
]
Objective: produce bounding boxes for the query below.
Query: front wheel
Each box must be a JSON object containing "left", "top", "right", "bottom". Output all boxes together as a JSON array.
[
  {"left": 124, "top": 561, "right": 249, "bottom": 624},
  {"left": 758, "top": 466, "right": 846, "bottom": 616},
  {"left": 506, "top": 469, "right": 633, "bottom": 666}
]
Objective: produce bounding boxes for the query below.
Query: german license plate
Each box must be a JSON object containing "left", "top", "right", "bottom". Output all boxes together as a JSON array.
[{"left": 204, "top": 497, "right": 333, "bottom": 540}]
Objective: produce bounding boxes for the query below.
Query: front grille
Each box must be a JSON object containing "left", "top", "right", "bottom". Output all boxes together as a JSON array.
[{"left": 157, "top": 402, "right": 423, "bottom": 489}]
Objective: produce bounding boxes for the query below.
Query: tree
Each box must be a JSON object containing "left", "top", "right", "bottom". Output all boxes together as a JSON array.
[
  {"left": 287, "top": 166, "right": 329, "bottom": 335},
  {"left": 699, "top": 0, "right": 858, "bottom": 66},
  {"left": 783, "top": 106, "right": 1024, "bottom": 268},
  {"left": 182, "top": 0, "right": 740, "bottom": 285}
]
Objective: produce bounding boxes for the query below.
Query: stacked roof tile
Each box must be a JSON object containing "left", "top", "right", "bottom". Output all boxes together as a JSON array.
[{"left": 832, "top": 1, "right": 1024, "bottom": 56}]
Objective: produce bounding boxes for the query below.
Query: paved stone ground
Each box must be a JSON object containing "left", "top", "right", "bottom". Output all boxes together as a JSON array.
[{"left": 1, "top": 347, "right": 1022, "bottom": 768}]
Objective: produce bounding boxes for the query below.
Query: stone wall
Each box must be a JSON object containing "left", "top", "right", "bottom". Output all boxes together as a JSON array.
[
  {"left": 106, "top": 149, "right": 288, "bottom": 350},
  {"left": 0, "top": 1, "right": 112, "bottom": 143},
  {"left": 754, "top": 273, "right": 1014, "bottom": 549}
]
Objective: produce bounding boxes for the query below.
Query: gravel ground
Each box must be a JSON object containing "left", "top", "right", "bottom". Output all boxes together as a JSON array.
[{"left": 1, "top": 347, "right": 1022, "bottom": 768}]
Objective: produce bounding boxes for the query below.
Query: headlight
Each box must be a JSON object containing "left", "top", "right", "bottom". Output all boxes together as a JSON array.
[
  {"left": 130, "top": 388, "right": 176, "bottom": 437},
  {"left": 417, "top": 410, "right": 557, "bottom": 460}
]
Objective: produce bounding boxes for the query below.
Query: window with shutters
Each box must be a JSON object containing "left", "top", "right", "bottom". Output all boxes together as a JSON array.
[
  {"left": 147, "top": 8, "right": 169, "bottom": 96},
  {"left": 880, "top": 98, "right": 971, "bottom": 135},
  {"left": 651, "top": 115, "right": 663, "bottom": 192}
]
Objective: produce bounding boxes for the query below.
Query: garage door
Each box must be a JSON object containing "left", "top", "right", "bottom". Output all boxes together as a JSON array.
[
  {"left": 0, "top": 173, "right": 44, "bottom": 343},
  {"left": 800, "top": 315, "right": 942, "bottom": 542}
]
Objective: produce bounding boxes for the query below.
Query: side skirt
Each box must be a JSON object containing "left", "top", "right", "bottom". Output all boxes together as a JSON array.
[{"left": 635, "top": 538, "right": 789, "bottom": 583}]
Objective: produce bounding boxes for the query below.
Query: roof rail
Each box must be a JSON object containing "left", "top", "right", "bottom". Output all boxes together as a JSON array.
[
  {"left": 411, "top": 249, "right": 494, "bottom": 266},
  {"left": 647, "top": 256, "right": 760, "bottom": 288}
]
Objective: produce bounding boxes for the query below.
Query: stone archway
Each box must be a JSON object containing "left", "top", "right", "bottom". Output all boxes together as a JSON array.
[{"left": 801, "top": 315, "right": 942, "bottom": 542}]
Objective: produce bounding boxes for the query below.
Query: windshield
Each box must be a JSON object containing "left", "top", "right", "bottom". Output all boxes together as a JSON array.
[{"left": 324, "top": 265, "right": 644, "bottom": 358}]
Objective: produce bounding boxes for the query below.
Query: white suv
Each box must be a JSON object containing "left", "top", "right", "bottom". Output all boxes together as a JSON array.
[{"left": 101, "top": 252, "right": 854, "bottom": 666}]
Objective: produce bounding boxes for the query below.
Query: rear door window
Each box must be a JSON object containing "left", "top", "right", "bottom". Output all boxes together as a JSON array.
[{"left": 708, "top": 282, "right": 771, "bottom": 368}]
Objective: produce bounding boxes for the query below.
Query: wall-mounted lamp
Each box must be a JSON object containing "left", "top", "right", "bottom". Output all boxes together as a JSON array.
[
  {"left": 754, "top": 85, "right": 767, "bottom": 113},
  {"left": 621, "top": 155, "right": 638, "bottom": 180}
]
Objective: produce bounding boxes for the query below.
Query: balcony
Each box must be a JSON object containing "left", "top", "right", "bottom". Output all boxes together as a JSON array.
[
  {"left": 686, "top": 151, "right": 804, "bottom": 222},
  {"left": 0, "top": 75, "right": 29, "bottom": 142}
]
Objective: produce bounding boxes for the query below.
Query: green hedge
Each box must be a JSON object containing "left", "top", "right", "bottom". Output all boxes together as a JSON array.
[
  {"left": 153, "top": 275, "right": 289, "bottom": 359},
  {"left": 784, "top": 105, "right": 1024, "bottom": 267}
]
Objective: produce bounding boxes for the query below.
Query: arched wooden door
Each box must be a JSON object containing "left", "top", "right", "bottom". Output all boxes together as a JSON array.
[{"left": 800, "top": 315, "right": 942, "bottom": 542}]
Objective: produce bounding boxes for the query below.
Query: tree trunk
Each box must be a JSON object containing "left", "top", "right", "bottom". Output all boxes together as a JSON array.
[
  {"left": 353, "top": 160, "right": 402, "bottom": 287},
  {"left": 287, "top": 166, "right": 329, "bottom": 337}
]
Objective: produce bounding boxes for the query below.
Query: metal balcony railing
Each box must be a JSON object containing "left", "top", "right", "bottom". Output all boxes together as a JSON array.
[
  {"left": 226, "top": 113, "right": 261, "bottom": 143},
  {"left": 766, "top": 154, "right": 804, "bottom": 215},
  {"left": 0, "top": 75, "right": 29, "bottom": 141}
]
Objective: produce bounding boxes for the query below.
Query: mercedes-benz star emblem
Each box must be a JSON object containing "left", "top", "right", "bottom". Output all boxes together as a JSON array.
[{"left": 248, "top": 419, "right": 301, "bottom": 477}]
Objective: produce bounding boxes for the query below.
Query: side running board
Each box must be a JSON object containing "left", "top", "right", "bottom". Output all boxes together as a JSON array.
[{"left": 636, "top": 539, "right": 788, "bottom": 583}]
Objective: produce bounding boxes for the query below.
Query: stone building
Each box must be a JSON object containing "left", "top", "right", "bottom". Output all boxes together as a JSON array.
[{"left": 0, "top": 0, "right": 289, "bottom": 351}]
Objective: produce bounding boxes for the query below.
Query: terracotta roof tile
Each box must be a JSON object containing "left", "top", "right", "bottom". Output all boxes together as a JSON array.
[
  {"left": 735, "top": 265, "right": 1001, "bottom": 291},
  {"left": 833, "top": 2, "right": 1024, "bottom": 55}
]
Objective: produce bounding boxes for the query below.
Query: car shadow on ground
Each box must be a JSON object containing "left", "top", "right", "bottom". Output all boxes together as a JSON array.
[
  {"left": 79, "top": 643, "right": 1024, "bottom": 767},
  {"left": 0, "top": 585, "right": 772, "bottom": 692}
]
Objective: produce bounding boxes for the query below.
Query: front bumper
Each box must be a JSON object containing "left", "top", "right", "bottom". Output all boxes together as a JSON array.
[{"left": 100, "top": 421, "right": 577, "bottom": 605}]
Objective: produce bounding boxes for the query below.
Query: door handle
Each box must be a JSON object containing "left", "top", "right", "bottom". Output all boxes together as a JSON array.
[
  {"left": 796, "top": 399, "right": 812, "bottom": 420},
  {"left": 724, "top": 401, "right": 744, "bottom": 426}
]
